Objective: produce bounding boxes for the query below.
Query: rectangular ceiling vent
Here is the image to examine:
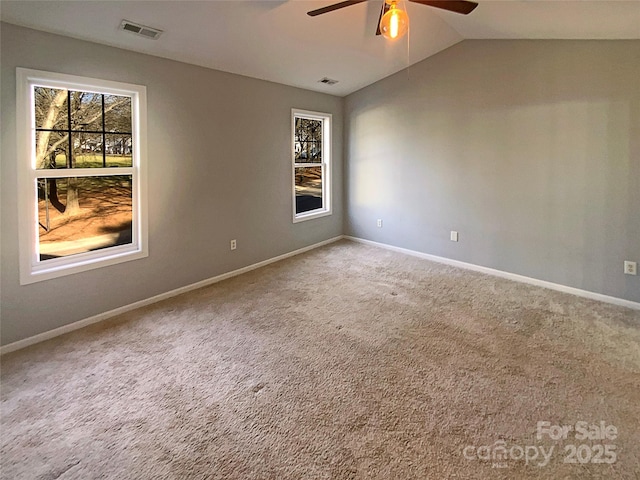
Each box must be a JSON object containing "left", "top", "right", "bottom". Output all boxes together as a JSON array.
[
  {"left": 120, "top": 20, "right": 163, "bottom": 40},
  {"left": 318, "top": 77, "right": 339, "bottom": 86}
]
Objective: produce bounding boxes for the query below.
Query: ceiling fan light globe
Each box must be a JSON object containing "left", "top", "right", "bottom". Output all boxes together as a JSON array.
[{"left": 380, "top": 4, "right": 409, "bottom": 40}]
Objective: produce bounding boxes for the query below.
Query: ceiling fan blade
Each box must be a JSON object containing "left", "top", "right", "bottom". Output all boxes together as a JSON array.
[
  {"left": 307, "top": 0, "right": 368, "bottom": 17},
  {"left": 375, "top": 2, "right": 390, "bottom": 36},
  {"left": 409, "top": 0, "right": 478, "bottom": 15}
]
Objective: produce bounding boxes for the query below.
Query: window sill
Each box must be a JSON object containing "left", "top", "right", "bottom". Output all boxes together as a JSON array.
[
  {"left": 20, "top": 247, "right": 148, "bottom": 285},
  {"left": 293, "top": 209, "right": 332, "bottom": 223}
]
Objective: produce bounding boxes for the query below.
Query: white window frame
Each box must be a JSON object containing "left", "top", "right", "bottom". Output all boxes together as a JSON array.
[
  {"left": 291, "top": 109, "right": 332, "bottom": 223},
  {"left": 16, "top": 68, "right": 148, "bottom": 285}
]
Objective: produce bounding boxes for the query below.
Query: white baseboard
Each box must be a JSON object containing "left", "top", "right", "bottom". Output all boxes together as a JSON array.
[
  {"left": 345, "top": 236, "right": 640, "bottom": 311},
  {"left": 0, "top": 236, "right": 344, "bottom": 355},
  {"left": 4, "top": 234, "right": 636, "bottom": 355}
]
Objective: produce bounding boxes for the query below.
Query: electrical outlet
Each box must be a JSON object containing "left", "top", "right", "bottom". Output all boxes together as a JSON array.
[
  {"left": 230, "top": 239, "right": 237, "bottom": 251},
  {"left": 450, "top": 231, "right": 459, "bottom": 242},
  {"left": 624, "top": 261, "right": 637, "bottom": 275},
  {"left": 377, "top": 219, "right": 383, "bottom": 228}
]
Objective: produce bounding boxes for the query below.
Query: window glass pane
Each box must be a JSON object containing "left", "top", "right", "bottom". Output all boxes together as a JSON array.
[
  {"left": 295, "top": 117, "right": 322, "bottom": 163},
  {"left": 105, "top": 134, "right": 133, "bottom": 167},
  {"left": 295, "top": 118, "right": 322, "bottom": 143},
  {"left": 36, "top": 131, "right": 70, "bottom": 169},
  {"left": 70, "top": 91, "right": 103, "bottom": 131},
  {"left": 104, "top": 95, "right": 132, "bottom": 133},
  {"left": 295, "top": 141, "right": 322, "bottom": 163},
  {"left": 71, "top": 133, "right": 104, "bottom": 168},
  {"left": 295, "top": 166, "right": 323, "bottom": 214},
  {"left": 37, "top": 175, "right": 133, "bottom": 261},
  {"left": 34, "top": 87, "right": 68, "bottom": 131}
]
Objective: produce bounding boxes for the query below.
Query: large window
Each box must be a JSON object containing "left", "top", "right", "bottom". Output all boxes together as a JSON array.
[
  {"left": 292, "top": 109, "right": 331, "bottom": 222},
  {"left": 17, "top": 68, "right": 147, "bottom": 284}
]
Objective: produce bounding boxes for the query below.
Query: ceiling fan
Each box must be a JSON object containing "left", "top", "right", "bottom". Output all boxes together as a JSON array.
[{"left": 307, "top": 0, "right": 478, "bottom": 40}]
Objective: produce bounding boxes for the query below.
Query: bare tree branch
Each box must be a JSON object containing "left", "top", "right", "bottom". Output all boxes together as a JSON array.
[{"left": 36, "top": 95, "right": 130, "bottom": 168}]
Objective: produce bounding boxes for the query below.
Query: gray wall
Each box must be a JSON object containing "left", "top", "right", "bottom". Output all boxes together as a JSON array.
[
  {"left": 345, "top": 40, "right": 640, "bottom": 303},
  {"left": 1, "top": 23, "right": 343, "bottom": 345},
  {"left": 3, "top": 28, "right": 638, "bottom": 347}
]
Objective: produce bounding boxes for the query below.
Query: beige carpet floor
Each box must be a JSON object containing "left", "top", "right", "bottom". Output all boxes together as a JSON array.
[{"left": 1, "top": 240, "right": 639, "bottom": 479}]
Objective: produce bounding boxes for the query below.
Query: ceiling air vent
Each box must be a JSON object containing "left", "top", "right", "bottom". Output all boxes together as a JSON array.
[
  {"left": 120, "top": 20, "right": 163, "bottom": 40},
  {"left": 318, "top": 77, "right": 339, "bottom": 86}
]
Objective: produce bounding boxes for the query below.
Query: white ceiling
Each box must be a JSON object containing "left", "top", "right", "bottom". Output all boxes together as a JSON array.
[{"left": 2, "top": 0, "right": 639, "bottom": 96}]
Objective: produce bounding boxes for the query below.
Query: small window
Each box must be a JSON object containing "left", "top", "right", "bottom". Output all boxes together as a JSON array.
[
  {"left": 17, "top": 68, "right": 148, "bottom": 284},
  {"left": 292, "top": 109, "right": 332, "bottom": 222}
]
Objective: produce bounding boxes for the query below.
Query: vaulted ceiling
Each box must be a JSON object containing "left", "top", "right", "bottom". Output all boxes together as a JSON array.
[{"left": 2, "top": 0, "right": 639, "bottom": 96}]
